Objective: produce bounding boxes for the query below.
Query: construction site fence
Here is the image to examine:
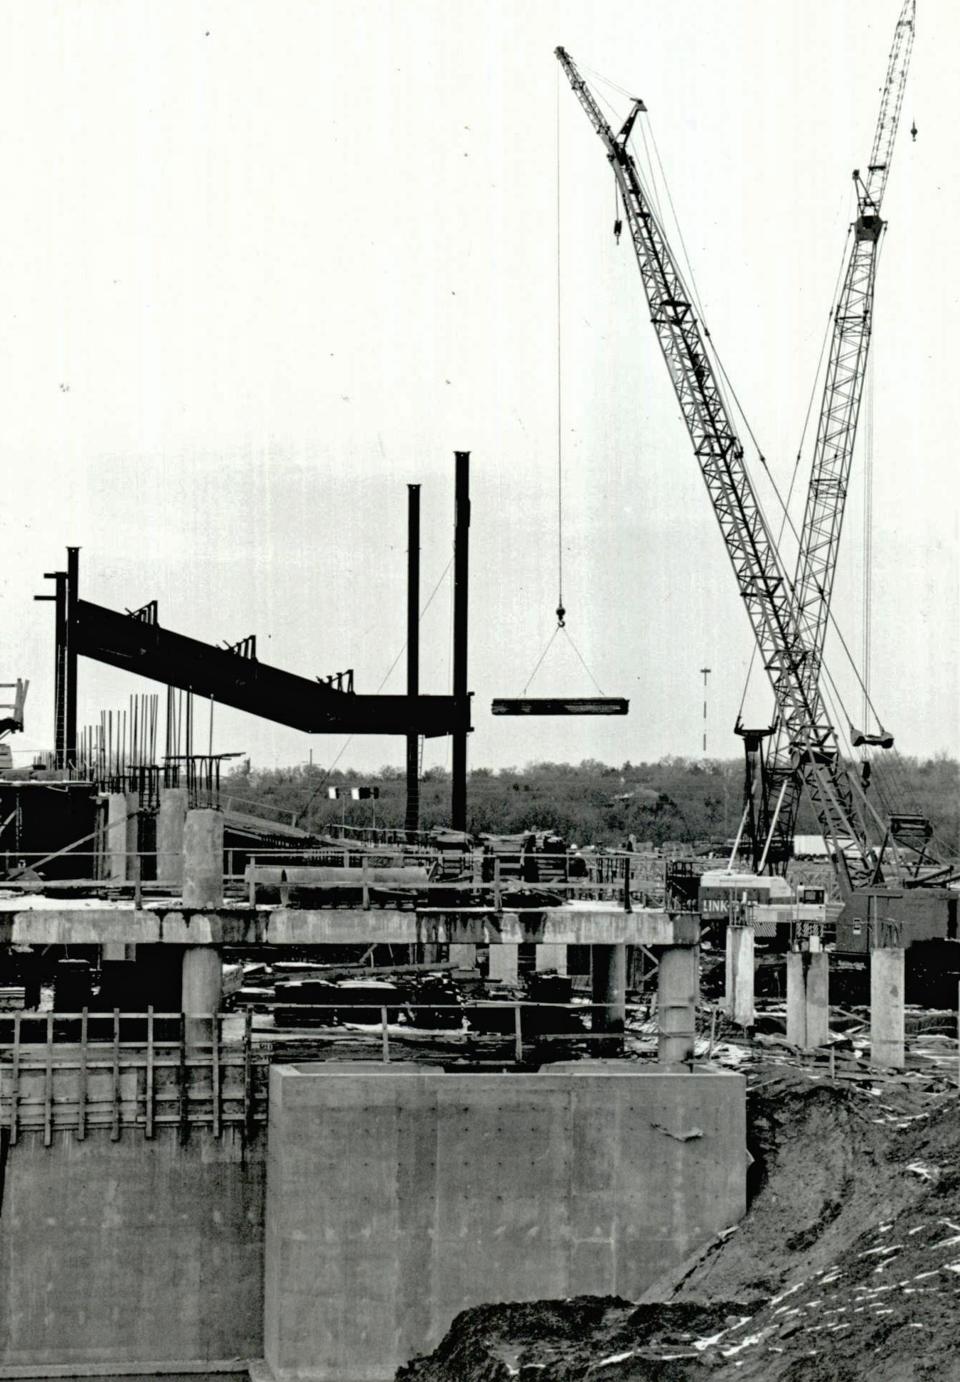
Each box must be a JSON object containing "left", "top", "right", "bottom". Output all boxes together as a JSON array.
[{"left": 0, "top": 1001, "right": 680, "bottom": 1145}]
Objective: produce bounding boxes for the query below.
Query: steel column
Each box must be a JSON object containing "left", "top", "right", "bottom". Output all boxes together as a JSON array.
[
  {"left": 451, "top": 452, "right": 470, "bottom": 831},
  {"left": 405, "top": 485, "right": 421, "bottom": 839}
]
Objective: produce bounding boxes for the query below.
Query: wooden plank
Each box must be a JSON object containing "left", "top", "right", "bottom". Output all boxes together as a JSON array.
[
  {"left": 491, "top": 697, "right": 629, "bottom": 716},
  {"left": 111, "top": 1010, "right": 121, "bottom": 1141},
  {"left": 77, "top": 1008, "right": 88, "bottom": 1140},
  {"left": 43, "top": 1012, "right": 54, "bottom": 1147},
  {"left": 145, "top": 1006, "right": 155, "bottom": 1139}
]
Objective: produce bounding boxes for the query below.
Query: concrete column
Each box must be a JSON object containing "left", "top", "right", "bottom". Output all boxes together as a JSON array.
[
  {"left": 487, "top": 945, "right": 519, "bottom": 985},
  {"left": 156, "top": 787, "right": 188, "bottom": 891},
  {"left": 786, "top": 950, "right": 831, "bottom": 1049},
  {"left": 871, "top": 946, "right": 905, "bottom": 1069},
  {"left": 786, "top": 951, "right": 807, "bottom": 1047},
  {"left": 806, "top": 951, "right": 830, "bottom": 1049},
  {"left": 181, "top": 946, "right": 222, "bottom": 1050},
  {"left": 535, "top": 943, "right": 568, "bottom": 975},
  {"left": 657, "top": 945, "right": 697, "bottom": 1064},
  {"left": 447, "top": 944, "right": 476, "bottom": 968},
  {"left": 592, "top": 944, "right": 627, "bottom": 1045},
  {"left": 105, "top": 793, "right": 129, "bottom": 882},
  {"left": 182, "top": 809, "right": 224, "bottom": 907},
  {"left": 724, "top": 926, "right": 755, "bottom": 1027}
]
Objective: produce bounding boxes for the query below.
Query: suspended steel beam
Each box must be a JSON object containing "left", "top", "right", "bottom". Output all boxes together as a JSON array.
[{"left": 491, "top": 697, "right": 628, "bottom": 717}]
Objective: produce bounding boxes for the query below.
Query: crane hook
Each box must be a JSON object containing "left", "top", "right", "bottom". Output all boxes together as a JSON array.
[{"left": 556, "top": 603, "right": 566, "bottom": 629}]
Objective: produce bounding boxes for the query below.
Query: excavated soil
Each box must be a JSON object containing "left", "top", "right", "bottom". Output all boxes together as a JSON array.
[{"left": 397, "top": 1064, "right": 960, "bottom": 1381}]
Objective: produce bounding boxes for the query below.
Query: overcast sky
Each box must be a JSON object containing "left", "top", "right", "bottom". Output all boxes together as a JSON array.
[{"left": 1, "top": 0, "right": 956, "bottom": 776}]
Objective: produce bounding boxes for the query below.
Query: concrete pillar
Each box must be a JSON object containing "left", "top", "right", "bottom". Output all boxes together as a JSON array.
[
  {"left": 535, "top": 943, "right": 568, "bottom": 975},
  {"left": 786, "top": 951, "right": 807, "bottom": 1047},
  {"left": 105, "top": 792, "right": 129, "bottom": 882},
  {"left": 724, "top": 925, "right": 755, "bottom": 1027},
  {"left": 806, "top": 951, "right": 830, "bottom": 1049},
  {"left": 488, "top": 945, "right": 519, "bottom": 985},
  {"left": 181, "top": 946, "right": 222, "bottom": 1051},
  {"left": 182, "top": 809, "right": 224, "bottom": 907},
  {"left": 592, "top": 943, "right": 627, "bottom": 1044},
  {"left": 447, "top": 944, "right": 476, "bottom": 968},
  {"left": 101, "top": 943, "right": 135, "bottom": 962},
  {"left": 657, "top": 945, "right": 697, "bottom": 1065},
  {"left": 156, "top": 787, "right": 188, "bottom": 890},
  {"left": 786, "top": 950, "right": 831, "bottom": 1049},
  {"left": 871, "top": 946, "right": 905, "bottom": 1069}
]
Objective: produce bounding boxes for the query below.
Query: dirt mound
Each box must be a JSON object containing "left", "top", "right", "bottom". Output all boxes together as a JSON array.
[
  {"left": 674, "top": 1067, "right": 932, "bottom": 1300},
  {"left": 396, "top": 1067, "right": 960, "bottom": 1381}
]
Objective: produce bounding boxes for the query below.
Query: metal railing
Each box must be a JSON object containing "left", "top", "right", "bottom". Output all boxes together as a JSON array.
[{"left": 0, "top": 1000, "right": 675, "bottom": 1143}]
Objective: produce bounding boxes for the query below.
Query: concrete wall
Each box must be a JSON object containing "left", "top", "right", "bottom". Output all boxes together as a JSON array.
[
  {"left": 264, "top": 1064, "right": 746, "bottom": 1381},
  {"left": 0, "top": 1127, "right": 265, "bottom": 1370}
]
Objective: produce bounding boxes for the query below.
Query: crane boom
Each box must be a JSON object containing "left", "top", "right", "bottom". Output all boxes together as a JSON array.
[
  {"left": 555, "top": 46, "right": 882, "bottom": 895},
  {"left": 759, "top": 0, "right": 916, "bottom": 869}
]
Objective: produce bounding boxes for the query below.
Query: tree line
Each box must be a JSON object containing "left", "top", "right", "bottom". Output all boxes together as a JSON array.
[{"left": 223, "top": 752, "right": 959, "bottom": 852}]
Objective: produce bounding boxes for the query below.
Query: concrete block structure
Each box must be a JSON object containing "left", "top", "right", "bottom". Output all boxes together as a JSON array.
[{"left": 263, "top": 1063, "right": 746, "bottom": 1381}]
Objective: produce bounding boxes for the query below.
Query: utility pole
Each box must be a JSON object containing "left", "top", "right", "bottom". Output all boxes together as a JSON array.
[{"left": 699, "top": 667, "right": 711, "bottom": 756}]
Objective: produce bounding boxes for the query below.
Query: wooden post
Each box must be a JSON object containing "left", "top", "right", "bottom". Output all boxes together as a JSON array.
[
  {"left": 514, "top": 1002, "right": 523, "bottom": 1063},
  {"left": 362, "top": 854, "right": 370, "bottom": 911},
  {"left": 133, "top": 851, "right": 142, "bottom": 909},
  {"left": 380, "top": 1006, "right": 390, "bottom": 1063},
  {"left": 242, "top": 1007, "right": 253, "bottom": 1141},
  {"left": 111, "top": 1009, "right": 121, "bottom": 1141},
  {"left": 145, "top": 1006, "right": 155, "bottom": 1139},
  {"left": 494, "top": 856, "right": 502, "bottom": 912},
  {"left": 10, "top": 1012, "right": 21, "bottom": 1144},
  {"left": 624, "top": 854, "right": 632, "bottom": 913},
  {"left": 43, "top": 1012, "right": 54, "bottom": 1147},
  {"left": 178, "top": 1012, "right": 188, "bottom": 1143},
  {"left": 78, "top": 1007, "right": 88, "bottom": 1140},
  {"left": 212, "top": 1012, "right": 221, "bottom": 1137}
]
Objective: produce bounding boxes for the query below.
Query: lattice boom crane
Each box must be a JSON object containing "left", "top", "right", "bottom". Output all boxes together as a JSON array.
[
  {"left": 758, "top": 0, "right": 916, "bottom": 870},
  {"left": 555, "top": 45, "right": 883, "bottom": 895}
]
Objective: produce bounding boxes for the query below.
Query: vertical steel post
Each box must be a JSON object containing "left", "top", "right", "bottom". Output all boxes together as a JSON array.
[
  {"left": 405, "top": 484, "right": 421, "bottom": 839},
  {"left": 65, "top": 547, "right": 79, "bottom": 770},
  {"left": 451, "top": 452, "right": 470, "bottom": 831},
  {"left": 53, "top": 570, "right": 67, "bottom": 770}
]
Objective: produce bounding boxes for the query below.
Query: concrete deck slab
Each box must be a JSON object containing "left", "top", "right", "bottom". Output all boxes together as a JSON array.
[{"left": 0, "top": 897, "right": 699, "bottom": 948}]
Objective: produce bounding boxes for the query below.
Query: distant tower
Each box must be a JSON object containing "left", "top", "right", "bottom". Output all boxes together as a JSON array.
[{"left": 699, "top": 667, "right": 711, "bottom": 755}]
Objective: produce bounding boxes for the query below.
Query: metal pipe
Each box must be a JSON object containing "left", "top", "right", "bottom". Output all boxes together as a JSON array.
[
  {"left": 405, "top": 483, "right": 421, "bottom": 839},
  {"left": 451, "top": 451, "right": 470, "bottom": 831},
  {"left": 65, "top": 548, "right": 79, "bottom": 770}
]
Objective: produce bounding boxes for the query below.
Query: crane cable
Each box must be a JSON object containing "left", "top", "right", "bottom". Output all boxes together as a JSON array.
[
  {"left": 521, "top": 63, "right": 606, "bottom": 698},
  {"left": 556, "top": 59, "right": 565, "bottom": 631}
]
